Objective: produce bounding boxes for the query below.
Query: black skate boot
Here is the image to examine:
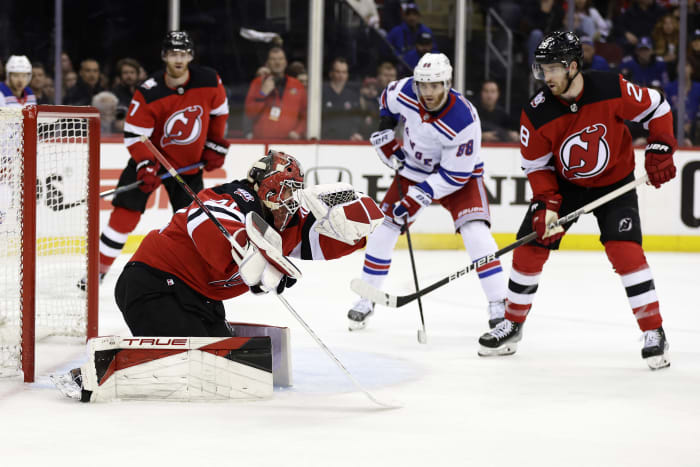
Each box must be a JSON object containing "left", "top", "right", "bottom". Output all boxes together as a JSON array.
[
  {"left": 488, "top": 300, "right": 505, "bottom": 329},
  {"left": 478, "top": 319, "right": 522, "bottom": 356},
  {"left": 642, "top": 326, "right": 670, "bottom": 370},
  {"left": 348, "top": 298, "right": 374, "bottom": 331}
]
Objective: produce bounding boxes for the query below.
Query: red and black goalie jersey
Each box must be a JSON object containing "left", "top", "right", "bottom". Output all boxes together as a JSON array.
[
  {"left": 519, "top": 71, "right": 675, "bottom": 198},
  {"left": 131, "top": 181, "right": 366, "bottom": 301},
  {"left": 123, "top": 64, "right": 229, "bottom": 172}
]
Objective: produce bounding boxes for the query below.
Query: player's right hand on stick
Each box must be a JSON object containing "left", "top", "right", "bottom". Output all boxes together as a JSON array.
[
  {"left": 370, "top": 129, "right": 406, "bottom": 170},
  {"left": 645, "top": 138, "right": 676, "bottom": 189},
  {"left": 531, "top": 193, "right": 564, "bottom": 246},
  {"left": 135, "top": 159, "right": 162, "bottom": 193}
]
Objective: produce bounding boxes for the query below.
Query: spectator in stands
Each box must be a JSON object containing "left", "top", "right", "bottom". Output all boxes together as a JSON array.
[
  {"left": 61, "top": 52, "right": 74, "bottom": 75},
  {"left": 652, "top": 14, "right": 679, "bottom": 72},
  {"left": 321, "top": 57, "right": 363, "bottom": 141},
  {"left": 612, "top": 0, "right": 666, "bottom": 55},
  {"left": 522, "top": 0, "right": 565, "bottom": 67},
  {"left": 63, "top": 58, "right": 105, "bottom": 105},
  {"left": 571, "top": 4, "right": 597, "bottom": 39},
  {"left": 687, "top": 29, "right": 700, "bottom": 82},
  {"left": 286, "top": 60, "right": 308, "bottom": 87},
  {"left": 244, "top": 46, "right": 306, "bottom": 140},
  {"left": 620, "top": 36, "right": 669, "bottom": 88},
  {"left": 574, "top": 0, "right": 611, "bottom": 41},
  {"left": 30, "top": 62, "right": 51, "bottom": 104},
  {"left": 475, "top": 80, "right": 518, "bottom": 143},
  {"left": 42, "top": 76, "right": 55, "bottom": 104},
  {"left": 0, "top": 55, "right": 36, "bottom": 107},
  {"left": 358, "top": 76, "right": 380, "bottom": 138},
  {"left": 402, "top": 31, "right": 436, "bottom": 69},
  {"left": 664, "top": 63, "right": 700, "bottom": 146},
  {"left": 91, "top": 90, "right": 123, "bottom": 135},
  {"left": 63, "top": 71, "right": 77, "bottom": 93},
  {"left": 376, "top": 61, "right": 397, "bottom": 90},
  {"left": 387, "top": 3, "right": 433, "bottom": 55},
  {"left": 112, "top": 58, "right": 141, "bottom": 110},
  {"left": 581, "top": 36, "right": 610, "bottom": 71}
]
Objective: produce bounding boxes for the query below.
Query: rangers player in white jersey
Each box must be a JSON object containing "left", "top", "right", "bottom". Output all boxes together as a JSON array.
[{"left": 347, "top": 53, "right": 507, "bottom": 331}]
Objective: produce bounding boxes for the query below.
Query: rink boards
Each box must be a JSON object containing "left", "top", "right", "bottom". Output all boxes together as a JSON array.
[{"left": 95, "top": 141, "right": 700, "bottom": 252}]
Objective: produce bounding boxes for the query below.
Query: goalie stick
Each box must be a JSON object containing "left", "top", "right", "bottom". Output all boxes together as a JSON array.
[
  {"left": 141, "top": 137, "right": 398, "bottom": 409},
  {"left": 351, "top": 174, "right": 650, "bottom": 308}
]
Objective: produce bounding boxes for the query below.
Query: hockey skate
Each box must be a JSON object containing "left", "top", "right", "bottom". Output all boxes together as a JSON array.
[
  {"left": 76, "top": 272, "right": 105, "bottom": 292},
  {"left": 50, "top": 368, "right": 83, "bottom": 400},
  {"left": 642, "top": 327, "right": 670, "bottom": 370},
  {"left": 478, "top": 319, "right": 522, "bottom": 356},
  {"left": 488, "top": 300, "right": 505, "bottom": 329},
  {"left": 348, "top": 298, "right": 374, "bottom": 331}
]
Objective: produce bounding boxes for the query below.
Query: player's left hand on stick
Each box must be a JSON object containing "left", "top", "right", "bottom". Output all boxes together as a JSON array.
[
  {"left": 392, "top": 183, "right": 432, "bottom": 225},
  {"left": 531, "top": 193, "right": 564, "bottom": 245},
  {"left": 135, "top": 159, "right": 162, "bottom": 193},
  {"left": 645, "top": 137, "right": 676, "bottom": 189},
  {"left": 201, "top": 136, "right": 230, "bottom": 171}
]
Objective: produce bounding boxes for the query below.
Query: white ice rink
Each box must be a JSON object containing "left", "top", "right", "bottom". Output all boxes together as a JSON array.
[{"left": 2, "top": 249, "right": 699, "bottom": 467}]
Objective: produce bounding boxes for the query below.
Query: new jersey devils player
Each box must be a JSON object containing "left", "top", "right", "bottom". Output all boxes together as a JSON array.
[
  {"left": 478, "top": 31, "right": 676, "bottom": 370},
  {"left": 84, "top": 31, "right": 230, "bottom": 288},
  {"left": 114, "top": 151, "right": 382, "bottom": 337}
]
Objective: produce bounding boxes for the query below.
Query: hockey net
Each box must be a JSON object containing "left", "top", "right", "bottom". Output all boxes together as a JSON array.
[{"left": 0, "top": 105, "right": 99, "bottom": 382}]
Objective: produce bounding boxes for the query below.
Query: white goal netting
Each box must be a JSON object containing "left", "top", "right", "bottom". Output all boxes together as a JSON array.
[{"left": 0, "top": 107, "right": 97, "bottom": 380}]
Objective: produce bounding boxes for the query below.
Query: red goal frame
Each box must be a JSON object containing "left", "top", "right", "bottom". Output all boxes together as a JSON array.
[{"left": 20, "top": 105, "right": 100, "bottom": 382}]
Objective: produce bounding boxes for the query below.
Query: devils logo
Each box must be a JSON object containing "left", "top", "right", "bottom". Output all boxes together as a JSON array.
[
  {"left": 559, "top": 124, "right": 610, "bottom": 179},
  {"left": 161, "top": 105, "right": 204, "bottom": 147}
]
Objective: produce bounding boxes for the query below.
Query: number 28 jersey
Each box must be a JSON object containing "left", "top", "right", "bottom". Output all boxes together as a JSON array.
[{"left": 519, "top": 71, "right": 674, "bottom": 197}]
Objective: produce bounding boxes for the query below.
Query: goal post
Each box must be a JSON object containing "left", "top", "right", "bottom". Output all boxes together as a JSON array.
[{"left": 0, "top": 105, "right": 100, "bottom": 383}]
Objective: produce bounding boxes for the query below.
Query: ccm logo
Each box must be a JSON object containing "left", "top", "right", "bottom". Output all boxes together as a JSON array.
[{"left": 121, "top": 338, "right": 188, "bottom": 346}]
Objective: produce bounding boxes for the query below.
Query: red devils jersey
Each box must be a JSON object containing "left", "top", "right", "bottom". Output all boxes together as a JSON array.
[
  {"left": 131, "top": 181, "right": 365, "bottom": 301},
  {"left": 520, "top": 71, "right": 674, "bottom": 197},
  {"left": 123, "top": 64, "right": 228, "bottom": 171}
]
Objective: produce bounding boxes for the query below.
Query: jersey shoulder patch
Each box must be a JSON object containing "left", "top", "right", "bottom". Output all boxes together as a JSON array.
[
  {"left": 521, "top": 87, "right": 565, "bottom": 129},
  {"left": 137, "top": 71, "right": 170, "bottom": 104},
  {"left": 212, "top": 180, "right": 264, "bottom": 218}
]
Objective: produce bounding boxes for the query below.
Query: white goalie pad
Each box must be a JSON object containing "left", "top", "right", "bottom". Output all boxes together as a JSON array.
[
  {"left": 78, "top": 336, "right": 273, "bottom": 402},
  {"left": 300, "top": 183, "right": 384, "bottom": 245},
  {"left": 245, "top": 211, "right": 302, "bottom": 280}
]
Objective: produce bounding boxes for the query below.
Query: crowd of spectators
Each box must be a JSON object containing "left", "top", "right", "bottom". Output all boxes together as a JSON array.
[{"left": 3, "top": 0, "right": 700, "bottom": 144}]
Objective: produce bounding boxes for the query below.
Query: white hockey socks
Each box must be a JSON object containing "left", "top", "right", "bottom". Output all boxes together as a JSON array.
[
  {"left": 459, "top": 221, "right": 507, "bottom": 303},
  {"left": 360, "top": 220, "right": 401, "bottom": 290}
]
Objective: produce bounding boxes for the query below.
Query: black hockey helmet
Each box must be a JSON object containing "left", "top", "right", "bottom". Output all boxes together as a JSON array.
[
  {"left": 162, "top": 31, "right": 194, "bottom": 57},
  {"left": 534, "top": 31, "right": 582, "bottom": 68}
]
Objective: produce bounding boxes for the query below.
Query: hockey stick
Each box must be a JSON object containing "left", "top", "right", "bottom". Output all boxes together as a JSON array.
[
  {"left": 352, "top": 174, "right": 650, "bottom": 308},
  {"left": 141, "top": 137, "right": 397, "bottom": 409},
  {"left": 100, "top": 162, "right": 206, "bottom": 199},
  {"left": 395, "top": 173, "right": 427, "bottom": 344}
]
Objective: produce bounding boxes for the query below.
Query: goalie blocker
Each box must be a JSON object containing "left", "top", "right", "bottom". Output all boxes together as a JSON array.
[{"left": 53, "top": 324, "right": 292, "bottom": 402}]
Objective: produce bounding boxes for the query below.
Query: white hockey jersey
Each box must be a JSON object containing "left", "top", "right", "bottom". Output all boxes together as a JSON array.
[
  {"left": 0, "top": 83, "right": 36, "bottom": 107},
  {"left": 379, "top": 76, "right": 483, "bottom": 199}
]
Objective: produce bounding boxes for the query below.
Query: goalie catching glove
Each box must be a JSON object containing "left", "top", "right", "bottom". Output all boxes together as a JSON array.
[
  {"left": 300, "top": 183, "right": 384, "bottom": 245},
  {"left": 370, "top": 129, "right": 406, "bottom": 170},
  {"left": 233, "top": 211, "right": 302, "bottom": 295}
]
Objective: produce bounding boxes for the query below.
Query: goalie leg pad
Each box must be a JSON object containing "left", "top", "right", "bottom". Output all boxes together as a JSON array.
[
  {"left": 229, "top": 323, "right": 292, "bottom": 387},
  {"left": 75, "top": 336, "right": 273, "bottom": 402}
]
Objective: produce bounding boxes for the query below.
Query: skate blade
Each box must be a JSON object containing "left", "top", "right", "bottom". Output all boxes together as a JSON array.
[
  {"left": 478, "top": 343, "right": 518, "bottom": 357},
  {"left": 49, "top": 373, "right": 81, "bottom": 399},
  {"left": 348, "top": 319, "right": 368, "bottom": 332},
  {"left": 645, "top": 353, "right": 670, "bottom": 370}
]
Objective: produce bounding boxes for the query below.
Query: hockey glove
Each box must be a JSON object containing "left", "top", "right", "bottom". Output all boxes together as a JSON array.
[
  {"left": 645, "top": 138, "right": 676, "bottom": 189},
  {"left": 393, "top": 183, "right": 432, "bottom": 225},
  {"left": 202, "top": 136, "right": 230, "bottom": 171},
  {"left": 370, "top": 129, "right": 406, "bottom": 170},
  {"left": 135, "top": 160, "right": 161, "bottom": 193},
  {"left": 531, "top": 193, "right": 564, "bottom": 246}
]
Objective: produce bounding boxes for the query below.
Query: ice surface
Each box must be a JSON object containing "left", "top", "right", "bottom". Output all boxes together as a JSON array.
[{"left": 1, "top": 249, "right": 699, "bottom": 466}]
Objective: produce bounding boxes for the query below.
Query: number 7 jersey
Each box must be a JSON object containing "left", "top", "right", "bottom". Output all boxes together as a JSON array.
[
  {"left": 380, "top": 77, "right": 483, "bottom": 200},
  {"left": 519, "top": 71, "right": 674, "bottom": 196}
]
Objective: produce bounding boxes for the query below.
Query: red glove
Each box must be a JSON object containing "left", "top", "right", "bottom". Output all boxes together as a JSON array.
[
  {"left": 645, "top": 139, "right": 676, "bottom": 189},
  {"left": 392, "top": 183, "right": 432, "bottom": 224},
  {"left": 202, "top": 137, "right": 230, "bottom": 171},
  {"left": 531, "top": 193, "right": 564, "bottom": 246},
  {"left": 136, "top": 160, "right": 161, "bottom": 193}
]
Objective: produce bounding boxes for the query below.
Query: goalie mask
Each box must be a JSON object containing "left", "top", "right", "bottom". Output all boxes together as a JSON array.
[{"left": 247, "top": 150, "right": 304, "bottom": 231}]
